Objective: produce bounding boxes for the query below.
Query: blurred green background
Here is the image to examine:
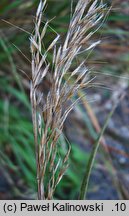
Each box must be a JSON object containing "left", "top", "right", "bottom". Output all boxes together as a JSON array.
[{"left": 0, "top": 0, "right": 129, "bottom": 199}]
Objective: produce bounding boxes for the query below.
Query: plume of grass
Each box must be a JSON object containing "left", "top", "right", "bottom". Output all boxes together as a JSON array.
[{"left": 30, "top": 0, "right": 105, "bottom": 200}]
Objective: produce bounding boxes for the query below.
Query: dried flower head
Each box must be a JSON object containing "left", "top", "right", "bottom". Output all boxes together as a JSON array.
[{"left": 30, "top": 0, "right": 105, "bottom": 199}]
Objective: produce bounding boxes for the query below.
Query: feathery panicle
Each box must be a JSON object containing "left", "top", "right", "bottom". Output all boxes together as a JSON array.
[{"left": 30, "top": 0, "right": 105, "bottom": 199}]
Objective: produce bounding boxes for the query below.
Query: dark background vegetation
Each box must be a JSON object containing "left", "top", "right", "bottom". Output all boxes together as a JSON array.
[{"left": 0, "top": 0, "right": 129, "bottom": 199}]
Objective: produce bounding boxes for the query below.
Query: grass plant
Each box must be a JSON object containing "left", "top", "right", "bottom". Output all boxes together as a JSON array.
[
  {"left": 30, "top": 0, "right": 105, "bottom": 199},
  {"left": 1, "top": 0, "right": 128, "bottom": 200}
]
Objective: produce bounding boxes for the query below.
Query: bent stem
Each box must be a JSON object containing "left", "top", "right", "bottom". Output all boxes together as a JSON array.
[
  {"left": 30, "top": 84, "right": 43, "bottom": 199},
  {"left": 78, "top": 94, "right": 125, "bottom": 200}
]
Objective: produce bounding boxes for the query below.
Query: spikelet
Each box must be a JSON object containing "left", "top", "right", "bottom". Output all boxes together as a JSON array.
[{"left": 30, "top": 0, "right": 105, "bottom": 199}]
